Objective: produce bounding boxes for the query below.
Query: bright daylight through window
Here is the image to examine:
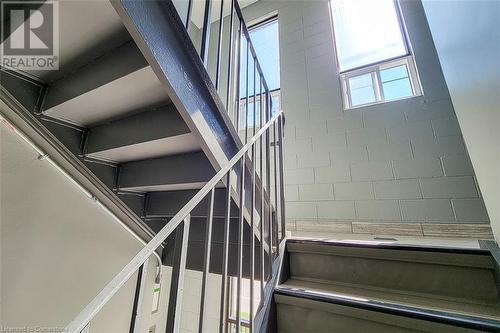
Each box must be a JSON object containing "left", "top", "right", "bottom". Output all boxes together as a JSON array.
[
  {"left": 331, "top": 0, "right": 421, "bottom": 108},
  {"left": 239, "top": 18, "right": 280, "bottom": 131}
]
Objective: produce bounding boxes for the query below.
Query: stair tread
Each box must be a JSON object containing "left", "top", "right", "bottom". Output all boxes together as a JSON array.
[{"left": 277, "top": 278, "right": 500, "bottom": 321}]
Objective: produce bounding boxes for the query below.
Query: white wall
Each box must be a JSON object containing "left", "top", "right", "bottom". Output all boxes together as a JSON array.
[
  {"left": 239, "top": 0, "right": 492, "bottom": 238},
  {"left": 1, "top": 118, "right": 142, "bottom": 331},
  {"left": 421, "top": 0, "right": 500, "bottom": 240},
  {"left": 0, "top": 112, "right": 233, "bottom": 333}
]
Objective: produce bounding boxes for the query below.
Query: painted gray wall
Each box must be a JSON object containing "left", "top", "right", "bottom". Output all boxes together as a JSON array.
[
  {"left": 1, "top": 120, "right": 143, "bottom": 331},
  {"left": 421, "top": 0, "right": 500, "bottom": 240},
  {"left": 0, "top": 117, "right": 228, "bottom": 332},
  {"left": 240, "top": 0, "right": 490, "bottom": 235}
]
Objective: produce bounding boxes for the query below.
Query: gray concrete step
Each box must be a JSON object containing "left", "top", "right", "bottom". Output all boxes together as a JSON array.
[{"left": 274, "top": 239, "right": 500, "bottom": 332}]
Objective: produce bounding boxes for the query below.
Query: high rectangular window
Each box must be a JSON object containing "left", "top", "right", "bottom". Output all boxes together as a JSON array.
[
  {"left": 331, "top": 0, "right": 422, "bottom": 109},
  {"left": 331, "top": 0, "right": 408, "bottom": 71},
  {"left": 239, "top": 17, "right": 280, "bottom": 131}
]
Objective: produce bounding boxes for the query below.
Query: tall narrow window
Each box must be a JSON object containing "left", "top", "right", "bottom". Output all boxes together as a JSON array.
[
  {"left": 249, "top": 18, "right": 280, "bottom": 92},
  {"left": 239, "top": 17, "right": 280, "bottom": 133},
  {"left": 330, "top": 0, "right": 421, "bottom": 109}
]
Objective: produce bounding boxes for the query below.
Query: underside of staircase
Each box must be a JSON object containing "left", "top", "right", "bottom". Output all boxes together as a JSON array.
[{"left": 0, "top": 0, "right": 271, "bottom": 270}]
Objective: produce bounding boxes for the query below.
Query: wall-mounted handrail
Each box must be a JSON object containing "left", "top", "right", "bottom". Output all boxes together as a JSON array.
[{"left": 64, "top": 110, "right": 284, "bottom": 333}]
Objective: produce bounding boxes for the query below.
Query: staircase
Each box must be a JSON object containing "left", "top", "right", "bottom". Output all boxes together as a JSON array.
[
  {"left": 2, "top": 0, "right": 285, "bottom": 331},
  {"left": 274, "top": 239, "right": 500, "bottom": 332},
  {"left": 2, "top": 0, "right": 500, "bottom": 332},
  {"left": 1, "top": 0, "right": 268, "bottom": 258}
]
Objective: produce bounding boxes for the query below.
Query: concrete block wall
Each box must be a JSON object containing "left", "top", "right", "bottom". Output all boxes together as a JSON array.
[{"left": 241, "top": 0, "right": 492, "bottom": 238}]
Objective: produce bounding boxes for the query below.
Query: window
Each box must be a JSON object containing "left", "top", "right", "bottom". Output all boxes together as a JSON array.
[
  {"left": 343, "top": 56, "right": 421, "bottom": 108},
  {"left": 239, "top": 17, "right": 280, "bottom": 132},
  {"left": 330, "top": 0, "right": 421, "bottom": 109},
  {"left": 247, "top": 18, "right": 280, "bottom": 92}
]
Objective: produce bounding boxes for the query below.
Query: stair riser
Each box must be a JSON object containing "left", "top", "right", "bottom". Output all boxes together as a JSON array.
[
  {"left": 275, "top": 297, "right": 483, "bottom": 333},
  {"left": 84, "top": 104, "right": 193, "bottom": 159},
  {"left": 289, "top": 250, "right": 497, "bottom": 304},
  {"left": 118, "top": 151, "right": 215, "bottom": 191}
]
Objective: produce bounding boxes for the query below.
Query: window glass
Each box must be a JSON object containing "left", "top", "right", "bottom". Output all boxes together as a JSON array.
[
  {"left": 380, "top": 64, "right": 408, "bottom": 82},
  {"left": 249, "top": 19, "right": 280, "bottom": 91},
  {"left": 349, "top": 73, "right": 376, "bottom": 106},
  {"left": 380, "top": 64, "right": 413, "bottom": 100},
  {"left": 239, "top": 18, "right": 281, "bottom": 136},
  {"left": 240, "top": 19, "right": 280, "bottom": 97},
  {"left": 331, "top": 0, "right": 407, "bottom": 71}
]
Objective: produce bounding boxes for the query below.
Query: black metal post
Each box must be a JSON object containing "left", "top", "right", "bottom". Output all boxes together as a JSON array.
[
  {"left": 129, "top": 264, "right": 145, "bottom": 333},
  {"left": 200, "top": 0, "right": 213, "bottom": 64},
  {"left": 225, "top": 0, "right": 235, "bottom": 109},
  {"left": 244, "top": 39, "right": 250, "bottom": 143},
  {"left": 199, "top": 189, "right": 215, "bottom": 332},
  {"left": 215, "top": 0, "right": 224, "bottom": 90},
  {"left": 165, "top": 218, "right": 190, "bottom": 333},
  {"left": 236, "top": 154, "right": 246, "bottom": 333},
  {"left": 185, "top": 0, "right": 193, "bottom": 28},
  {"left": 278, "top": 114, "right": 286, "bottom": 241},
  {"left": 219, "top": 172, "right": 232, "bottom": 333},
  {"left": 259, "top": 80, "right": 265, "bottom": 296},
  {"left": 235, "top": 21, "right": 243, "bottom": 132}
]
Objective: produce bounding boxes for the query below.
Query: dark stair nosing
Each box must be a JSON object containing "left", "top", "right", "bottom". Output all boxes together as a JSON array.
[
  {"left": 287, "top": 238, "right": 493, "bottom": 256},
  {"left": 274, "top": 286, "right": 500, "bottom": 332}
]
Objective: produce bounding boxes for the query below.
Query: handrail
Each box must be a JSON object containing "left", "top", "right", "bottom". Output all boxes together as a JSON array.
[
  {"left": 65, "top": 1, "right": 286, "bottom": 331},
  {"left": 0, "top": 108, "right": 163, "bottom": 283},
  {"left": 64, "top": 110, "right": 283, "bottom": 333},
  {"left": 178, "top": 0, "right": 273, "bottom": 128}
]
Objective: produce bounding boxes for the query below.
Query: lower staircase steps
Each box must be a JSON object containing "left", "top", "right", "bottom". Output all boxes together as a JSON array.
[{"left": 274, "top": 239, "right": 500, "bottom": 332}]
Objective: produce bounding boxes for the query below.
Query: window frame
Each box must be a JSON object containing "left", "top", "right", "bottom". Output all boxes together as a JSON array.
[
  {"left": 330, "top": 0, "right": 422, "bottom": 109},
  {"left": 341, "top": 55, "right": 422, "bottom": 109}
]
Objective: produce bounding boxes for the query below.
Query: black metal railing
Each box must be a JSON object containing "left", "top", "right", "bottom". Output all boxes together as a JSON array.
[
  {"left": 64, "top": 1, "right": 285, "bottom": 332},
  {"left": 64, "top": 109, "right": 285, "bottom": 333},
  {"left": 175, "top": 0, "right": 275, "bottom": 138}
]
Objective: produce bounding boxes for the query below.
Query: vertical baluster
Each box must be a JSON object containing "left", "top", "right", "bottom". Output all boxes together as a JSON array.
[
  {"left": 259, "top": 80, "right": 265, "bottom": 299},
  {"left": 225, "top": 0, "right": 235, "bottom": 109},
  {"left": 248, "top": 61, "right": 257, "bottom": 332},
  {"left": 200, "top": 0, "right": 213, "bottom": 64},
  {"left": 219, "top": 172, "right": 232, "bottom": 333},
  {"left": 235, "top": 21, "right": 243, "bottom": 132},
  {"left": 273, "top": 115, "right": 279, "bottom": 252},
  {"left": 129, "top": 260, "right": 148, "bottom": 333},
  {"left": 166, "top": 215, "right": 191, "bottom": 333},
  {"left": 265, "top": 90, "right": 273, "bottom": 266},
  {"left": 244, "top": 40, "right": 250, "bottom": 143},
  {"left": 236, "top": 154, "right": 246, "bottom": 333},
  {"left": 215, "top": 0, "right": 224, "bottom": 90},
  {"left": 199, "top": 189, "right": 215, "bottom": 332},
  {"left": 185, "top": 0, "right": 193, "bottom": 28},
  {"left": 278, "top": 114, "right": 286, "bottom": 242}
]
